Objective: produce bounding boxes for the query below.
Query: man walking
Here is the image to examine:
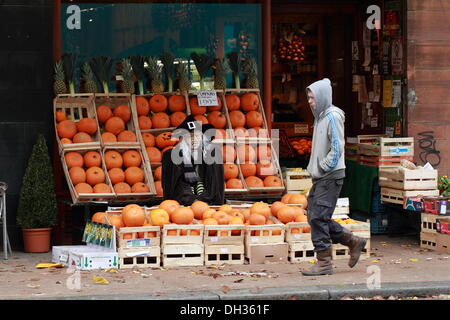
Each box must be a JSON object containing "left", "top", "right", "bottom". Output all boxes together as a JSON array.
[{"left": 302, "top": 78, "right": 367, "bottom": 276}]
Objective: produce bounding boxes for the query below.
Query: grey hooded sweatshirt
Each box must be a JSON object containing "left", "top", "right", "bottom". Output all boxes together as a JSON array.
[{"left": 306, "top": 78, "right": 346, "bottom": 181}]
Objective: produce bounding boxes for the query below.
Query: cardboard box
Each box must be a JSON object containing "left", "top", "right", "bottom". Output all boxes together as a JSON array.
[
  {"left": 68, "top": 248, "right": 118, "bottom": 270},
  {"left": 436, "top": 233, "right": 450, "bottom": 253},
  {"left": 245, "top": 243, "right": 288, "bottom": 264}
]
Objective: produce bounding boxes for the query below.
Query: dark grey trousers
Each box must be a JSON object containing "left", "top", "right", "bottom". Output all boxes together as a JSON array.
[{"left": 307, "top": 178, "right": 345, "bottom": 252}]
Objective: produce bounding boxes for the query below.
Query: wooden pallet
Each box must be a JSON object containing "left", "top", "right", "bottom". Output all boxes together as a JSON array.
[
  {"left": 420, "top": 231, "right": 436, "bottom": 250},
  {"left": 118, "top": 247, "right": 161, "bottom": 269},
  {"left": 162, "top": 243, "right": 204, "bottom": 267},
  {"left": 245, "top": 242, "right": 289, "bottom": 264},
  {"left": 381, "top": 188, "right": 439, "bottom": 205},
  {"left": 288, "top": 241, "right": 315, "bottom": 263},
  {"left": 357, "top": 137, "right": 414, "bottom": 157},
  {"left": 54, "top": 94, "right": 101, "bottom": 154},
  {"left": 421, "top": 213, "right": 438, "bottom": 234},
  {"left": 203, "top": 225, "right": 245, "bottom": 246},
  {"left": 379, "top": 168, "right": 438, "bottom": 190},
  {"left": 204, "top": 244, "right": 245, "bottom": 265},
  {"left": 359, "top": 155, "right": 414, "bottom": 167}
]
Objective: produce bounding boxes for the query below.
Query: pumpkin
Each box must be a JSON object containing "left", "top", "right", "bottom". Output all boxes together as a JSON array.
[
  {"left": 93, "top": 183, "right": 112, "bottom": 193},
  {"left": 108, "top": 168, "right": 125, "bottom": 184},
  {"left": 146, "top": 147, "right": 162, "bottom": 163},
  {"left": 122, "top": 204, "right": 146, "bottom": 227},
  {"left": 86, "top": 167, "right": 105, "bottom": 186},
  {"left": 91, "top": 212, "right": 106, "bottom": 223},
  {"left": 224, "top": 163, "right": 239, "bottom": 180},
  {"left": 168, "top": 94, "right": 187, "bottom": 112},
  {"left": 277, "top": 206, "right": 297, "bottom": 224},
  {"left": 96, "top": 105, "right": 113, "bottom": 123},
  {"left": 189, "top": 97, "right": 207, "bottom": 115},
  {"left": 240, "top": 162, "right": 257, "bottom": 178},
  {"left": 236, "top": 144, "right": 256, "bottom": 163},
  {"left": 159, "top": 199, "right": 180, "bottom": 216},
  {"left": 245, "top": 111, "right": 263, "bottom": 128},
  {"left": 207, "top": 111, "right": 226, "bottom": 129},
  {"left": 101, "top": 132, "right": 117, "bottom": 143},
  {"left": 264, "top": 175, "right": 283, "bottom": 187},
  {"left": 142, "top": 132, "right": 156, "bottom": 147},
  {"left": 76, "top": 118, "right": 97, "bottom": 135},
  {"left": 256, "top": 160, "right": 275, "bottom": 177},
  {"left": 156, "top": 132, "right": 177, "bottom": 149},
  {"left": 270, "top": 201, "right": 286, "bottom": 217},
  {"left": 135, "top": 96, "right": 150, "bottom": 116},
  {"left": 229, "top": 110, "right": 246, "bottom": 128},
  {"left": 149, "top": 94, "right": 168, "bottom": 112},
  {"left": 153, "top": 166, "right": 162, "bottom": 180},
  {"left": 104, "top": 150, "right": 123, "bottom": 169},
  {"left": 170, "top": 112, "right": 187, "bottom": 127},
  {"left": 69, "top": 167, "right": 86, "bottom": 185},
  {"left": 131, "top": 182, "right": 150, "bottom": 193},
  {"left": 114, "top": 182, "right": 131, "bottom": 194},
  {"left": 245, "top": 175, "right": 264, "bottom": 188},
  {"left": 225, "top": 94, "right": 240, "bottom": 111},
  {"left": 250, "top": 202, "right": 271, "bottom": 219},
  {"left": 249, "top": 213, "right": 266, "bottom": 225},
  {"left": 55, "top": 110, "right": 66, "bottom": 122},
  {"left": 75, "top": 182, "right": 93, "bottom": 194},
  {"left": 124, "top": 167, "right": 144, "bottom": 185},
  {"left": 123, "top": 150, "right": 142, "bottom": 167},
  {"left": 171, "top": 207, "right": 194, "bottom": 224},
  {"left": 233, "top": 127, "right": 249, "bottom": 138},
  {"left": 72, "top": 132, "right": 92, "bottom": 143},
  {"left": 105, "top": 117, "right": 125, "bottom": 135},
  {"left": 138, "top": 116, "right": 152, "bottom": 130},
  {"left": 57, "top": 120, "right": 77, "bottom": 139},
  {"left": 221, "top": 145, "right": 236, "bottom": 163},
  {"left": 107, "top": 215, "right": 125, "bottom": 231},
  {"left": 117, "top": 130, "right": 137, "bottom": 142},
  {"left": 60, "top": 138, "right": 72, "bottom": 144},
  {"left": 65, "top": 152, "right": 84, "bottom": 169},
  {"left": 84, "top": 151, "right": 102, "bottom": 168},
  {"left": 288, "top": 194, "right": 308, "bottom": 209},
  {"left": 226, "top": 178, "right": 243, "bottom": 189},
  {"left": 151, "top": 112, "right": 170, "bottom": 129},
  {"left": 241, "top": 92, "right": 259, "bottom": 112},
  {"left": 194, "top": 114, "right": 209, "bottom": 125},
  {"left": 149, "top": 208, "right": 170, "bottom": 227},
  {"left": 154, "top": 180, "right": 163, "bottom": 196},
  {"left": 113, "top": 104, "right": 131, "bottom": 122},
  {"left": 190, "top": 201, "right": 209, "bottom": 220}
]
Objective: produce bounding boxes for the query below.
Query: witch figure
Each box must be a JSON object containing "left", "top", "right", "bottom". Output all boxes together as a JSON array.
[{"left": 161, "top": 115, "right": 225, "bottom": 206}]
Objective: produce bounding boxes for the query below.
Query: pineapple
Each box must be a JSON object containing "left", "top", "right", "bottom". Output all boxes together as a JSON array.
[
  {"left": 176, "top": 60, "right": 191, "bottom": 93},
  {"left": 81, "top": 62, "right": 98, "bottom": 93},
  {"left": 160, "top": 52, "right": 175, "bottom": 92},
  {"left": 213, "top": 58, "right": 229, "bottom": 91},
  {"left": 146, "top": 56, "right": 164, "bottom": 93},
  {"left": 53, "top": 60, "right": 67, "bottom": 95},
  {"left": 120, "top": 58, "right": 135, "bottom": 94},
  {"left": 243, "top": 56, "right": 259, "bottom": 89},
  {"left": 190, "top": 52, "right": 214, "bottom": 90}
]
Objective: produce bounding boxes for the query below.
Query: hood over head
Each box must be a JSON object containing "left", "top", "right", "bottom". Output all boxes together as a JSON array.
[{"left": 306, "top": 78, "right": 333, "bottom": 119}]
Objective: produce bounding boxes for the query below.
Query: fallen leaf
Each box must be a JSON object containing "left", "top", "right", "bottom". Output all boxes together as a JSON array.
[
  {"left": 221, "top": 285, "right": 230, "bottom": 294},
  {"left": 92, "top": 275, "right": 109, "bottom": 285},
  {"left": 27, "top": 284, "right": 41, "bottom": 289}
]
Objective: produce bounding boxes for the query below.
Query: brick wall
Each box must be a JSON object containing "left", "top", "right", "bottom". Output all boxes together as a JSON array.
[{"left": 407, "top": 0, "right": 450, "bottom": 176}]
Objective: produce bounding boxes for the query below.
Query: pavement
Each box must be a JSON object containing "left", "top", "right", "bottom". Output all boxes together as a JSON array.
[{"left": 1, "top": 235, "right": 450, "bottom": 300}]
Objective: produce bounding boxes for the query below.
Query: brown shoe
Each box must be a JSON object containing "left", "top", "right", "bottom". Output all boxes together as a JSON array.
[
  {"left": 339, "top": 229, "right": 367, "bottom": 268},
  {"left": 301, "top": 247, "right": 333, "bottom": 276}
]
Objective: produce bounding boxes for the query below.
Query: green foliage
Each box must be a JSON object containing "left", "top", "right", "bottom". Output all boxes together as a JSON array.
[{"left": 16, "top": 134, "right": 57, "bottom": 229}]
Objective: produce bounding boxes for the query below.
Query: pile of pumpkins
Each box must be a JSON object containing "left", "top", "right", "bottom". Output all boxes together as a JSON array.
[{"left": 90, "top": 192, "right": 310, "bottom": 239}]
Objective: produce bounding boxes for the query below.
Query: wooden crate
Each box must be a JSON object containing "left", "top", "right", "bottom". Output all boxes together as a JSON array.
[
  {"left": 420, "top": 231, "right": 436, "bottom": 250},
  {"left": 204, "top": 244, "right": 244, "bottom": 265},
  {"left": 245, "top": 242, "right": 289, "bottom": 264},
  {"left": 245, "top": 216, "right": 286, "bottom": 246},
  {"left": 204, "top": 225, "right": 245, "bottom": 246},
  {"left": 118, "top": 247, "right": 161, "bottom": 269},
  {"left": 162, "top": 243, "right": 204, "bottom": 267},
  {"left": 381, "top": 188, "right": 439, "bottom": 205},
  {"left": 284, "top": 169, "right": 312, "bottom": 193},
  {"left": 102, "top": 146, "right": 156, "bottom": 200},
  {"left": 61, "top": 147, "right": 115, "bottom": 204},
  {"left": 161, "top": 223, "right": 204, "bottom": 246},
  {"left": 288, "top": 241, "right": 315, "bottom": 263},
  {"left": 94, "top": 93, "right": 141, "bottom": 148},
  {"left": 359, "top": 155, "right": 414, "bottom": 167},
  {"left": 357, "top": 137, "right": 414, "bottom": 157},
  {"left": 54, "top": 94, "right": 101, "bottom": 154},
  {"left": 379, "top": 167, "right": 438, "bottom": 190},
  {"left": 117, "top": 225, "right": 161, "bottom": 249},
  {"left": 421, "top": 213, "right": 438, "bottom": 234}
]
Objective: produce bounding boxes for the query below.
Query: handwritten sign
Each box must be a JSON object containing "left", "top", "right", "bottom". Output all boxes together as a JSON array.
[{"left": 197, "top": 90, "right": 219, "bottom": 107}]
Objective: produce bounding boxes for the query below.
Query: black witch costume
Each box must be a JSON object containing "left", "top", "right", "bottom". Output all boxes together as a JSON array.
[{"left": 161, "top": 115, "right": 225, "bottom": 206}]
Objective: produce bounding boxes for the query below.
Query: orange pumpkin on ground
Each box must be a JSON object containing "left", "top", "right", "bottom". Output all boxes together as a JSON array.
[
  {"left": 96, "top": 105, "right": 113, "bottom": 123},
  {"left": 104, "top": 150, "right": 123, "bottom": 169},
  {"left": 159, "top": 199, "right": 180, "bottom": 216},
  {"left": 229, "top": 110, "right": 246, "bottom": 128},
  {"left": 69, "top": 167, "right": 86, "bottom": 185},
  {"left": 189, "top": 97, "right": 207, "bottom": 115},
  {"left": 264, "top": 175, "right": 283, "bottom": 187},
  {"left": 75, "top": 182, "right": 93, "bottom": 194},
  {"left": 113, "top": 104, "right": 131, "bottom": 122},
  {"left": 250, "top": 202, "right": 271, "bottom": 219},
  {"left": 138, "top": 116, "right": 152, "bottom": 130},
  {"left": 246, "top": 111, "right": 263, "bottom": 128},
  {"left": 168, "top": 95, "right": 186, "bottom": 112},
  {"left": 151, "top": 112, "right": 170, "bottom": 129},
  {"left": 225, "top": 94, "right": 240, "bottom": 111},
  {"left": 108, "top": 168, "right": 125, "bottom": 184},
  {"left": 224, "top": 163, "right": 239, "bottom": 180},
  {"left": 123, "top": 150, "right": 142, "bottom": 167},
  {"left": 57, "top": 120, "right": 77, "bottom": 139},
  {"left": 240, "top": 92, "right": 259, "bottom": 112},
  {"left": 190, "top": 201, "right": 209, "bottom": 220},
  {"left": 55, "top": 110, "right": 66, "bottom": 122},
  {"left": 117, "top": 130, "right": 137, "bottom": 142},
  {"left": 240, "top": 162, "right": 257, "bottom": 178},
  {"left": 153, "top": 166, "right": 162, "bottom": 180},
  {"left": 207, "top": 111, "right": 227, "bottom": 129},
  {"left": 226, "top": 178, "right": 243, "bottom": 189},
  {"left": 146, "top": 147, "right": 162, "bottom": 163},
  {"left": 72, "top": 132, "right": 92, "bottom": 143},
  {"left": 86, "top": 167, "right": 105, "bottom": 186},
  {"left": 122, "top": 204, "right": 146, "bottom": 227},
  {"left": 84, "top": 151, "right": 102, "bottom": 168},
  {"left": 105, "top": 117, "right": 125, "bottom": 135},
  {"left": 237, "top": 144, "right": 257, "bottom": 163},
  {"left": 124, "top": 167, "right": 144, "bottom": 185},
  {"left": 101, "top": 132, "right": 117, "bottom": 143},
  {"left": 76, "top": 118, "right": 97, "bottom": 135},
  {"left": 170, "top": 112, "right": 187, "bottom": 127},
  {"left": 194, "top": 114, "right": 208, "bottom": 125},
  {"left": 245, "top": 176, "right": 264, "bottom": 188},
  {"left": 65, "top": 152, "right": 84, "bottom": 169},
  {"left": 135, "top": 96, "right": 150, "bottom": 116},
  {"left": 171, "top": 207, "right": 195, "bottom": 224},
  {"left": 149, "top": 94, "right": 168, "bottom": 113},
  {"left": 142, "top": 132, "right": 156, "bottom": 147},
  {"left": 114, "top": 182, "right": 131, "bottom": 194},
  {"left": 256, "top": 160, "right": 275, "bottom": 178},
  {"left": 154, "top": 180, "right": 163, "bottom": 196},
  {"left": 131, "top": 182, "right": 150, "bottom": 193},
  {"left": 93, "top": 183, "right": 112, "bottom": 193},
  {"left": 91, "top": 212, "right": 106, "bottom": 223}
]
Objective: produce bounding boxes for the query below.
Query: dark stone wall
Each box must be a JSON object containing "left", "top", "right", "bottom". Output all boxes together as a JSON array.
[{"left": 0, "top": 0, "right": 54, "bottom": 249}]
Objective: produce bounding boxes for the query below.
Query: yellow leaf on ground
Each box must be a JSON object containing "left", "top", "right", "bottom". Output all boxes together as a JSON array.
[{"left": 92, "top": 275, "right": 109, "bottom": 285}]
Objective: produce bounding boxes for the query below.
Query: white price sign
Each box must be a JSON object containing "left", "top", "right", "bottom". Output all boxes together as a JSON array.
[{"left": 197, "top": 90, "right": 219, "bottom": 107}]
